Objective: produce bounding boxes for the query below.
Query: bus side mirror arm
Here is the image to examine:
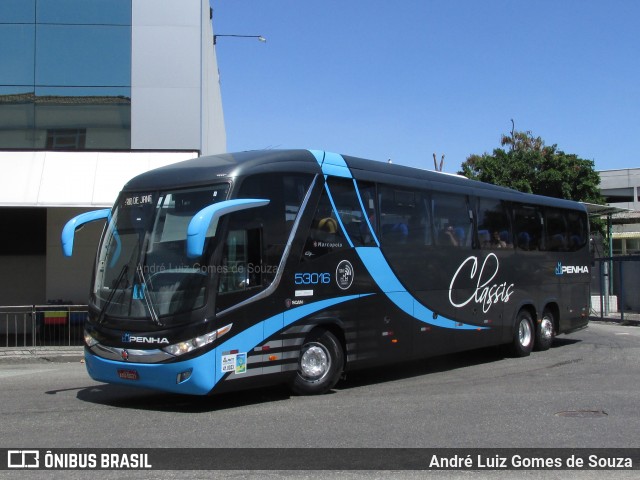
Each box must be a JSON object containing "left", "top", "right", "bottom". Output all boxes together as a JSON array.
[
  {"left": 61, "top": 209, "right": 111, "bottom": 257},
  {"left": 186, "top": 199, "right": 270, "bottom": 259}
]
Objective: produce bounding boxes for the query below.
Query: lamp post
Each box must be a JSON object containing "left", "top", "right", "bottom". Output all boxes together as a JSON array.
[{"left": 213, "top": 34, "right": 266, "bottom": 45}]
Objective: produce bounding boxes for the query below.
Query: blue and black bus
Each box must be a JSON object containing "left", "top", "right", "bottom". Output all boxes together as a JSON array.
[{"left": 62, "top": 150, "right": 591, "bottom": 396}]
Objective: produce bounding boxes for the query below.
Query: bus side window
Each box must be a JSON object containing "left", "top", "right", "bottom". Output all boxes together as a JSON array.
[
  {"left": 477, "top": 198, "right": 512, "bottom": 249},
  {"left": 432, "top": 192, "right": 471, "bottom": 248},
  {"left": 566, "top": 211, "right": 588, "bottom": 251},
  {"left": 380, "top": 187, "right": 409, "bottom": 245},
  {"left": 302, "top": 189, "right": 349, "bottom": 260},
  {"left": 327, "top": 178, "right": 377, "bottom": 247},
  {"left": 545, "top": 208, "right": 569, "bottom": 252},
  {"left": 512, "top": 204, "right": 543, "bottom": 251}
]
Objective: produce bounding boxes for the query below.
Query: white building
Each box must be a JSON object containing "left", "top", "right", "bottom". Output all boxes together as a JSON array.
[{"left": 0, "top": 0, "right": 226, "bottom": 306}]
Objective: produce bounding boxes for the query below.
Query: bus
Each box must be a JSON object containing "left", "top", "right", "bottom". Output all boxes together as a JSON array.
[{"left": 62, "top": 150, "right": 591, "bottom": 396}]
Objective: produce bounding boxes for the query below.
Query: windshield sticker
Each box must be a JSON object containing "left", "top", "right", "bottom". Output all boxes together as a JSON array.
[
  {"left": 221, "top": 352, "right": 247, "bottom": 374},
  {"left": 449, "top": 253, "right": 514, "bottom": 313}
]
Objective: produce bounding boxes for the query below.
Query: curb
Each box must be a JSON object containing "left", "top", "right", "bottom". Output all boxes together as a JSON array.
[
  {"left": 0, "top": 347, "right": 84, "bottom": 364},
  {"left": 589, "top": 316, "right": 640, "bottom": 327}
]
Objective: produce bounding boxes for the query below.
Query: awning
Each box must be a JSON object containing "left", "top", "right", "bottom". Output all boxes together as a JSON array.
[
  {"left": 582, "top": 202, "right": 640, "bottom": 224},
  {"left": 0, "top": 151, "right": 197, "bottom": 207}
]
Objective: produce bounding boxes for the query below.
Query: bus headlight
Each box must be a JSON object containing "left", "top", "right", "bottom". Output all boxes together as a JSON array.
[{"left": 162, "top": 323, "right": 232, "bottom": 357}]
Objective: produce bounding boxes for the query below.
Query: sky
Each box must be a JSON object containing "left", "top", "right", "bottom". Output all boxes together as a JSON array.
[{"left": 211, "top": 0, "right": 640, "bottom": 174}]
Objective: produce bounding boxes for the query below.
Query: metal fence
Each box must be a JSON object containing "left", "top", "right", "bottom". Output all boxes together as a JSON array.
[
  {"left": 591, "top": 256, "right": 640, "bottom": 323},
  {"left": 0, "top": 305, "right": 87, "bottom": 348}
]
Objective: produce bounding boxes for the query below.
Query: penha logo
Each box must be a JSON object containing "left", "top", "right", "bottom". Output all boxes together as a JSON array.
[
  {"left": 555, "top": 262, "right": 589, "bottom": 276},
  {"left": 122, "top": 333, "right": 169, "bottom": 344}
]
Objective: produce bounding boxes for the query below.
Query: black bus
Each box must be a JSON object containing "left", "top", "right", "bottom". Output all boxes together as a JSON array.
[{"left": 62, "top": 150, "right": 591, "bottom": 395}]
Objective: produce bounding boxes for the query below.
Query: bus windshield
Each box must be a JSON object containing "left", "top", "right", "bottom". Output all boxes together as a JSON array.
[{"left": 93, "top": 184, "right": 230, "bottom": 323}]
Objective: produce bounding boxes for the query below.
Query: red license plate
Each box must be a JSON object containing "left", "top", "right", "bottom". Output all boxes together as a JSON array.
[{"left": 117, "top": 369, "right": 139, "bottom": 381}]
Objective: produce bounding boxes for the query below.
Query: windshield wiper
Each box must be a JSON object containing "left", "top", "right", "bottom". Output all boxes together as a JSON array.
[
  {"left": 97, "top": 264, "right": 129, "bottom": 324},
  {"left": 136, "top": 264, "right": 162, "bottom": 327}
]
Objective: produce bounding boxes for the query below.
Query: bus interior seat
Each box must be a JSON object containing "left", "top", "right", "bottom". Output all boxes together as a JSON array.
[
  {"left": 478, "top": 229, "right": 490, "bottom": 247},
  {"left": 454, "top": 226, "right": 467, "bottom": 246},
  {"left": 517, "top": 231, "right": 531, "bottom": 250},
  {"left": 500, "top": 230, "right": 511, "bottom": 244},
  {"left": 381, "top": 222, "right": 408, "bottom": 244}
]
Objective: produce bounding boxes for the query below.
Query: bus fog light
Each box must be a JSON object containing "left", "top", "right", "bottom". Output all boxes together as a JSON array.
[{"left": 177, "top": 369, "right": 192, "bottom": 384}]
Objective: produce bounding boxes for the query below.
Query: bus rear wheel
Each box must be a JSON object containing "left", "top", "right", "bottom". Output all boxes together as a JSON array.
[
  {"left": 291, "top": 329, "right": 344, "bottom": 395},
  {"left": 509, "top": 310, "right": 534, "bottom": 357},
  {"left": 534, "top": 309, "right": 555, "bottom": 351}
]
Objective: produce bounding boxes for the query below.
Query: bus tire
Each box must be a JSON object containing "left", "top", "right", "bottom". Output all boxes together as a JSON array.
[
  {"left": 291, "top": 329, "right": 344, "bottom": 395},
  {"left": 534, "top": 309, "right": 555, "bottom": 351},
  {"left": 509, "top": 310, "right": 534, "bottom": 357}
]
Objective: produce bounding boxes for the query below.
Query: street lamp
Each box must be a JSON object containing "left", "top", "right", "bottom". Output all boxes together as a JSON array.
[{"left": 213, "top": 34, "right": 266, "bottom": 45}]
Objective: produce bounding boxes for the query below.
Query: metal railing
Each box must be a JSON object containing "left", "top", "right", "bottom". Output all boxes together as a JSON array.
[
  {"left": 0, "top": 305, "right": 88, "bottom": 348},
  {"left": 591, "top": 256, "right": 640, "bottom": 323}
]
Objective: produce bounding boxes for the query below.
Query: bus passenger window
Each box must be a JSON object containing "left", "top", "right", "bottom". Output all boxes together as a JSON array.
[
  {"left": 566, "top": 211, "right": 587, "bottom": 251},
  {"left": 477, "top": 198, "right": 512, "bottom": 249},
  {"left": 545, "top": 208, "right": 568, "bottom": 251},
  {"left": 378, "top": 186, "right": 431, "bottom": 247},
  {"left": 302, "top": 190, "right": 348, "bottom": 259},
  {"left": 327, "top": 178, "right": 377, "bottom": 247},
  {"left": 512, "top": 205, "right": 543, "bottom": 251},
  {"left": 432, "top": 192, "right": 471, "bottom": 248}
]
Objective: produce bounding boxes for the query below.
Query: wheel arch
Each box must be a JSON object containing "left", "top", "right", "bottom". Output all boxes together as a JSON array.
[
  {"left": 513, "top": 302, "right": 537, "bottom": 329},
  {"left": 305, "top": 318, "right": 347, "bottom": 370}
]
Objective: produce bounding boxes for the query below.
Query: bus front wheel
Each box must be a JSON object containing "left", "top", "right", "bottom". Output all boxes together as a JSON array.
[
  {"left": 509, "top": 310, "right": 534, "bottom": 357},
  {"left": 291, "top": 329, "right": 344, "bottom": 395}
]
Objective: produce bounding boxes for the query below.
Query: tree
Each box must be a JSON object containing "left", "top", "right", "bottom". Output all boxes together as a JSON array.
[{"left": 460, "top": 129, "right": 605, "bottom": 205}]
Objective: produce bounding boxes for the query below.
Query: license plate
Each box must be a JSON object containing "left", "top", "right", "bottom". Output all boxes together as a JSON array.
[{"left": 117, "top": 369, "right": 139, "bottom": 381}]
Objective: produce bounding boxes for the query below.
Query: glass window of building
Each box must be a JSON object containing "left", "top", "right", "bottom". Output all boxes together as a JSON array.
[{"left": 0, "top": 0, "right": 132, "bottom": 151}]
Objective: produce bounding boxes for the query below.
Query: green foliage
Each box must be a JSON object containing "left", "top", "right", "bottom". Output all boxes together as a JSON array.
[
  {"left": 460, "top": 129, "right": 606, "bottom": 236},
  {"left": 460, "top": 130, "right": 605, "bottom": 205}
]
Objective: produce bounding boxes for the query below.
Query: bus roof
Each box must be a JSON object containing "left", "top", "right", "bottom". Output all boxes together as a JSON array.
[{"left": 122, "top": 149, "right": 586, "bottom": 212}]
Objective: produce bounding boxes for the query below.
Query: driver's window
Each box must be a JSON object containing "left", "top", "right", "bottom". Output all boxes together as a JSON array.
[{"left": 218, "top": 228, "right": 262, "bottom": 294}]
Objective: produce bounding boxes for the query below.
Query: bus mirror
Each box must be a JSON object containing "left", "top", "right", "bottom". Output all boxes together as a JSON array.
[
  {"left": 61, "top": 208, "right": 111, "bottom": 257},
  {"left": 186, "top": 198, "right": 269, "bottom": 258}
]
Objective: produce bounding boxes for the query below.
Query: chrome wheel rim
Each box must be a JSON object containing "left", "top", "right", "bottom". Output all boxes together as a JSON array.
[
  {"left": 299, "top": 343, "right": 330, "bottom": 383},
  {"left": 519, "top": 318, "right": 532, "bottom": 348},
  {"left": 540, "top": 315, "right": 554, "bottom": 339}
]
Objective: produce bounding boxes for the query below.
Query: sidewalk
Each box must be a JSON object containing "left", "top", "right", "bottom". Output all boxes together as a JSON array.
[
  {"left": 589, "top": 312, "right": 640, "bottom": 326},
  {"left": 0, "top": 346, "right": 84, "bottom": 363}
]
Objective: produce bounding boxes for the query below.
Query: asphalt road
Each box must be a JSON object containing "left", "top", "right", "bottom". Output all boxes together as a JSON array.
[{"left": 1, "top": 321, "right": 639, "bottom": 479}]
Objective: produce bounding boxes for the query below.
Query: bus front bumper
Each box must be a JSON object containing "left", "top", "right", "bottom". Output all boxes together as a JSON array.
[{"left": 84, "top": 347, "right": 218, "bottom": 395}]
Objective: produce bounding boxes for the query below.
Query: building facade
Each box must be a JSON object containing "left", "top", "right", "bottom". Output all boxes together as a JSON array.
[
  {"left": 599, "top": 168, "right": 640, "bottom": 255},
  {"left": 0, "top": 0, "right": 226, "bottom": 306}
]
